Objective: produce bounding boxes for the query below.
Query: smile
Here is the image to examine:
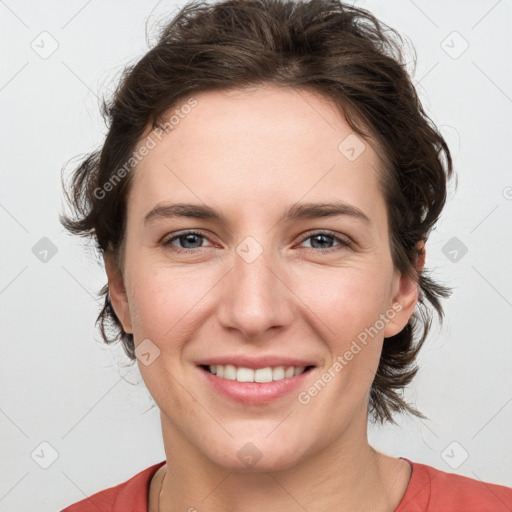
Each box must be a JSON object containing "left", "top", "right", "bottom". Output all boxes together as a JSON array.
[
  {"left": 204, "top": 364, "right": 312, "bottom": 383},
  {"left": 197, "top": 363, "right": 316, "bottom": 404}
]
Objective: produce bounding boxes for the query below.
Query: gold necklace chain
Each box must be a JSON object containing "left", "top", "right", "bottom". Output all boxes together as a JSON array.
[
  {"left": 157, "top": 465, "right": 167, "bottom": 512},
  {"left": 156, "top": 450, "right": 398, "bottom": 512}
]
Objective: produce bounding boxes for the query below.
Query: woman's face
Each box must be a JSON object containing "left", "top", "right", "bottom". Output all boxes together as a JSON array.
[{"left": 106, "top": 85, "right": 420, "bottom": 471}]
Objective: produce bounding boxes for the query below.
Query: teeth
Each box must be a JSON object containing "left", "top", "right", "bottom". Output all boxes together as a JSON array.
[
  {"left": 284, "top": 366, "right": 295, "bottom": 378},
  {"left": 223, "top": 364, "right": 237, "bottom": 380},
  {"left": 208, "top": 364, "right": 308, "bottom": 382},
  {"left": 272, "top": 366, "right": 285, "bottom": 380},
  {"left": 236, "top": 367, "right": 254, "bottom": 382},
  {"left": 255, "top": 367, "right": 273, "bottom": 383}
]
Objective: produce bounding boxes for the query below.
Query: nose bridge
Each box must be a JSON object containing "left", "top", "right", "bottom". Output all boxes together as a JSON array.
[{"left": 218, "top": 234, "right": 293, "bottom": 338}]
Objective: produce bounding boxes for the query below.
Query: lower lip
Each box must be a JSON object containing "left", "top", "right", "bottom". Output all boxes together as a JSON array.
[{"left": 198, "top": 366, "right": 315, "bottom": 405}]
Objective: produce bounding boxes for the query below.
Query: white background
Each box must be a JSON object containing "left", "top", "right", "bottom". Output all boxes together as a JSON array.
[{"left": 1, "top": 0, "right": 511, "bottom": 510}]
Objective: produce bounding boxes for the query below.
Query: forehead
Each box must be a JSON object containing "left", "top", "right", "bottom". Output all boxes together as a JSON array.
[{"left": 127, "top": 85, "right": 387, "bottom": 229}]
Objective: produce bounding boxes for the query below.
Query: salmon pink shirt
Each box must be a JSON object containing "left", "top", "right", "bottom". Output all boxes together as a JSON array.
[{"left": 61, "top": 457, "right": 512, "bottom": 511}]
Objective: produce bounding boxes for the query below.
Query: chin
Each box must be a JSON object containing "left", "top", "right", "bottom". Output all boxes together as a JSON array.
[{"left": 202, "top": 435, "right": 311, "bottom": 473}]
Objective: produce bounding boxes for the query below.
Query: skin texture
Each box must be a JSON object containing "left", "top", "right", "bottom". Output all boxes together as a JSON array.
[{"left": 105, "top": 85, "right": 425, "bottom": 512}]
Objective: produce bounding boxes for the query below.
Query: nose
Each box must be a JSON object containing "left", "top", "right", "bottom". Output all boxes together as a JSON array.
[{"left": 216, "top": 239, "right": 295, "bottom": 340}]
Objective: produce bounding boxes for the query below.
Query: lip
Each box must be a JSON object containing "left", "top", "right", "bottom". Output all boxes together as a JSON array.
[
  {"left": 197, "top": 364, "right": 316, "bottom": 405},
  {"left": 195, "top": 355, "right": 316, "bottom": 369}
]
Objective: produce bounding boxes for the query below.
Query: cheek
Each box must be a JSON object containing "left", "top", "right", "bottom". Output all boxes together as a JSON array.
[
  {"left": 124, "top": 265, "right": 209, "bottom": 408},
  {"left": 291, "top": 265, "right": 392, "bottom": 394},
  {"left": 125, "top": 263, "right": 211, "bottom": 345},
  {"left": 293, "top": 264, "right": 392, "bottom": 342},
  {"left": 126, "top": 242, "right": 395, "bottom": 351}
]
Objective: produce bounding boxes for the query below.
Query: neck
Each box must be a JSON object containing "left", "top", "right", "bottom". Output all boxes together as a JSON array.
[{"left": 156, "top": 412, "right": 410, "bottom": 512}]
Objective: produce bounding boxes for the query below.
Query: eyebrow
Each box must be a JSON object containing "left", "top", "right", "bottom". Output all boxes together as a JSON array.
[{"left": 144, "top": 201, "right": 371, "bottom": 226}]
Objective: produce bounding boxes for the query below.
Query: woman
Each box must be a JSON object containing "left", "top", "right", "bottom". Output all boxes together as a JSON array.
[{"left": 59, "top": 0, "right": 512, "bottom": 510}]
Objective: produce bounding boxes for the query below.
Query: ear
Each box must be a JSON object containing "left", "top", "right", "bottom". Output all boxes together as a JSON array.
[
  {"left": 104, "top": 250, "right": 133, "bottom": 334},
  {"left": 383, "top": 241, "right": 426, "bottom": 338}
]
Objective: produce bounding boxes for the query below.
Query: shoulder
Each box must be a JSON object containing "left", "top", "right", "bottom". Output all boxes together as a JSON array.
[
  {"left": 396, "top": 458, "right": 512, "bottom": 512},
  {"left": 60, "top": 461, "right": 166, "bottom": 512}
]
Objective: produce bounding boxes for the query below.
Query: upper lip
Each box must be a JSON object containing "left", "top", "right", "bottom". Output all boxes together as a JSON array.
[{"left": 196, "top": 355, "right": 317, "bottom": 369}]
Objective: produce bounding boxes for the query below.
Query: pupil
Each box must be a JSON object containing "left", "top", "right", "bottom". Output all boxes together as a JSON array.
[
  {"left": 312, "top": 234, "right": 331, "bottom": 249},
  {"left": 183, "top": 234, "right": 200, "bottom": 248}
]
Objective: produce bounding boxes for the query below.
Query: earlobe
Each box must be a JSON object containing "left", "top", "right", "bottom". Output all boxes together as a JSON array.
[
  {"left": 383, "top": 241, "right": 426, "bottom": 338},
  {"left": 104, "top": 251, "right": 133, "bottom": 334}
]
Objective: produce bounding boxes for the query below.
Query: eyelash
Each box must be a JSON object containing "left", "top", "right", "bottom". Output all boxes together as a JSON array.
[{"left": 162, "top": 230, "right": 352, "bottom": 254}]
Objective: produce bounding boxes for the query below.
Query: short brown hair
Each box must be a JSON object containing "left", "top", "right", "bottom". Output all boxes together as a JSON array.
[{"left": 60, "top": 0, "right": 454, "bottom": 424}]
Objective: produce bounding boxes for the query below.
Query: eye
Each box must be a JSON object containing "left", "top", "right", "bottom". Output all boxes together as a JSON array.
[
  {"left": 163, "top": 230, "right": 213, "bottom": 252},
  {"left": 162, "top": 229, "right": 352, "bottom": 254},
  {"left": 298, "top": 231, "right": 352, "bottom": 252}
]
